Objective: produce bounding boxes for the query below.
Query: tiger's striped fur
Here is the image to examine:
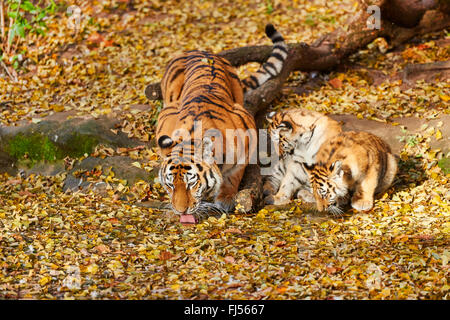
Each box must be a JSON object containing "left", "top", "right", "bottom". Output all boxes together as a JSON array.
[
  {"left": 264, "top": 108, "right": 342, "bottom": 205},
  {"left": 156, "top": 24, "right": 287, "bottom": 220},
  {"left": 304, "top": 131, "right": 398, "bottom": 215}
]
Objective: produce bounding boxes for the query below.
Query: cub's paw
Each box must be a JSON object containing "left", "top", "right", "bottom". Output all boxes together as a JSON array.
[
  {"left": 264, "top": 195, "right": 274, "bottom": 205},
  {"left": 273, "top": 194, "right": 290, "bottom": 206},
  {"left": 351, "top": 199, "right": 373, "bottom": 212},
  {"left": 296, "top": 189, "right": 315, "bottom": 203},
  {"left": 263, "top": 188, "right": 273, "bottom": 197}
]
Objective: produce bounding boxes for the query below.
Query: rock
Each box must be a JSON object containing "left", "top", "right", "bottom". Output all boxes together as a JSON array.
[
  {"left": 0, "top": 111, "right": 151, "bottom": 174},
  {"left": 63, "top": 156, "right": 157, "bottom": 192},
  {"left": 0, "top": 150, "right": 17, "bottom": 175},
  {"left": 330, "top": 114, "right": 450, "bottom": 155}
]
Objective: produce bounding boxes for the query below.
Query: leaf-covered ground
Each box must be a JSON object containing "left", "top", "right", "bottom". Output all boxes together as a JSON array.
[{"left": 0, "top": 0, "right": 449, "bottom": 299}]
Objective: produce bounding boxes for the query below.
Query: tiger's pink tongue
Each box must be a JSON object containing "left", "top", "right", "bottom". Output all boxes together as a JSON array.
[{"left": 180, "top": 214, "right": 196, "bottom": 224}]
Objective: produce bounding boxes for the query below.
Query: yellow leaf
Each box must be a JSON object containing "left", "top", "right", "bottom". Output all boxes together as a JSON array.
[
  {"left": 52, "top": 104, "right": 65, "bottom": 112},
  {"left": 86, "top": 264, "right": 99, "bottom": 274},
  {"left": 380, "top": 288, "right": 391, "bottom": 298},
  {"left": 131, "top": 162, "right": 141, "bottom": 169},
  {"left": 256, "top": 209, "right": 267, "bottom": 220},
  {"left": 439, "top": 94, "right": 450, "bottom": 102},
  {"left": 39, "top": 276, "right": 51, "bottom": 286},
  {"left": 186, "top": 247, "right": 196, "bottom": 254},
  {"left": 435, "top": 129, "right": 442, "bottom": 140},
  {"left": 87, "top": 65, "right": 96, "bottom": 75}
]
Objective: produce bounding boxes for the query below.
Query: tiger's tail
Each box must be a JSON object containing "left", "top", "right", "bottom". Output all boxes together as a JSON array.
[{"left": 242, "top": 24, "right": 288, "bottom": 91}]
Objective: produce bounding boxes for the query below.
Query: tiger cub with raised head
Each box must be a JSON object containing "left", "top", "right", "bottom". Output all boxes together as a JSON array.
[
  {"left": 156, "top": 24, "right": 288, "bottom": 223},
  {"left": 304, "top": 131, "right": 398, "bottom": 216},
  {"left": 264, "top": 108, "right": 342, "bottom": 205}
]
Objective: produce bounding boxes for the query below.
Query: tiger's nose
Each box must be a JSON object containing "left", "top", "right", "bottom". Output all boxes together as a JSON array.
[{"left": 173, "top": 204, "right": 189, "bottom": 215}]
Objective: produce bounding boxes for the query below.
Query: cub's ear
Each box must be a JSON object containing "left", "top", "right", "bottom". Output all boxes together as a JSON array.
[
  {"left": 330, "top": 160, "right": 343, "bottom": 178},
  {"left": 266, "top": 111, "right": 277, "bottom": 123}
]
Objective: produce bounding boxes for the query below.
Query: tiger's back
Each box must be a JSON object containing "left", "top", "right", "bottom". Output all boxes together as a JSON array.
[{"left": 156, "top": 50, "right": 255, "bottom": 159}]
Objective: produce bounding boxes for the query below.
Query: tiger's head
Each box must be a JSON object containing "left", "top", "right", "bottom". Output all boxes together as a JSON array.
[
  {"left": 266, "top": 109, "right": 319, "bottom": 158},
  {"left": 158, "top": 137, "right": 222, "bottom": 220},
  {"left": 304, "top": 161, "right": 350, "bottom": 216}
]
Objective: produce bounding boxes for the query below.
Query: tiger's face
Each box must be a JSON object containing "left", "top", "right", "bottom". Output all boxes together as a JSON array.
[
  {"left": 159, "top": 153, "right": 222, "bottom": 218},
  {"left": 266, "top": 110, "right": 316, "bottom": 158},
  {"left": 304, "top": 161, "right": 349, "bottom": 216}
]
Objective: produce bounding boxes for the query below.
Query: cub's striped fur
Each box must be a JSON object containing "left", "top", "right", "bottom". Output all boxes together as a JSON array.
[
  {"left": 264, "top": 108, "right": 342, "bottom": 205},
  {"left": 304, "top": 131, "right": 398, "bottom": 215},
  {"left": 156, "top": 24, "right": 287, "bottom": 220}
]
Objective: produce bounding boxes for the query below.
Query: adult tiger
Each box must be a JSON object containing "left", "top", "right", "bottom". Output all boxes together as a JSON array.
[{"left": 155, "top": 24, "right": 288, "bottom": 223}]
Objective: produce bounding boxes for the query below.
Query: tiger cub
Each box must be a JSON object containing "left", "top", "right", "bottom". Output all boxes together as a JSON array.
[
  {"left": 264, "top": 108, "right": 342, "bottom": 205},
  {"left": 304, "top": 131, "right": 398, "bottom": 215},
  {"left": 156, "top": 24, "right": 288, "bottom": 222}
]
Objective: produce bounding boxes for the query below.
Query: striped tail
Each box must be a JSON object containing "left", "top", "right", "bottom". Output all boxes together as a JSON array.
[{"left": 242, "top": 24, "right": 288, "bottom": 91}]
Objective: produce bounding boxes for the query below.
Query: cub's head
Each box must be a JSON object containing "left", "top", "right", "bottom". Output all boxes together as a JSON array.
[
  {"left": 158, "top": 137, "right": 222, "bottom": 219},
  {"left": 304, "top": 161, "right": 349, "bottom": 216},
  {"left": 266, "top": 109, "right": 319, "bottom": 157}
]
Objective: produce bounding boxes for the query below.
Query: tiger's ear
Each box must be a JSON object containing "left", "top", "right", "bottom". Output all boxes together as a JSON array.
[
  {"left": 266, "top": 111, "right": 277, "bottom": 123},
  {"left": 330, "top": 160, "right": 343, "bottom": 178},
  {"left": 158, "top": 135, "right": 173, "bottom": 148}
]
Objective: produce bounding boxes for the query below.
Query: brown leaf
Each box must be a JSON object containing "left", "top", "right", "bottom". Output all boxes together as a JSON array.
[
  {"left": 224, "top": 256, "right": 235, "bottom": 264},
  {"left": 160, "top": 251, "right": 174, "bottom": 261},
  {"left": 94, "top": 244, "right": 111, "bottom": 254},
  {"left": 274, "top": 241, "right": 286, "bottom": 247},
  {"left": 329, "top": 78, "right": 342, "bottom": 89},
  {"left": 224, "top": 227, "right": 242, "bottom": 234},
  {"left": 6, "top": 179, "right": 22, "bottom": 185}
]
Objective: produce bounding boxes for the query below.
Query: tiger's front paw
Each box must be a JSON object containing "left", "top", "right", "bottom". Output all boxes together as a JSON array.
[
  {"left": 214, "top": 198, "right": 235, "bottom": 213},
  {"left": 351, "top": 199, "right": 373, "bottom": 212}
]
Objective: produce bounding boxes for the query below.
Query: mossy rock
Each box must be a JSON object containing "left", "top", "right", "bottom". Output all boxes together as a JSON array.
[
  {"left": 5, "top": 132, "right": 98, "bottom": 166},
  {"left": 7, "top": 133, "right": 62, "bottom": 163},
  {"left": 438, "top": 157, "right": 450, "bottom": 175},
  {"left": 0, "top": 116, "right": 147, "bottom": 169},
  {"left": 0, "top": 150, "right": 17, "bottom": 175}
]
